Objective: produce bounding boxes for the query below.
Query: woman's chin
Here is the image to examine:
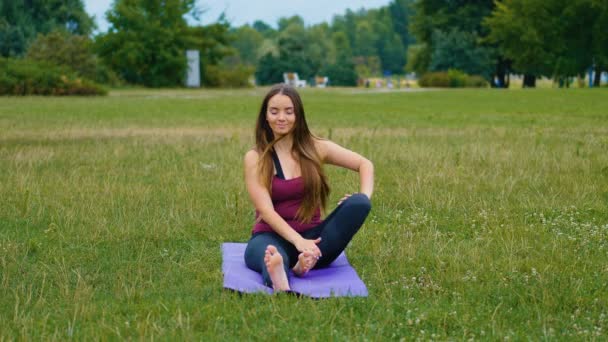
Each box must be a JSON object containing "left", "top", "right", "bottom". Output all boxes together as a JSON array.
[{"left": 273, "top": 129, "right": 292, "bottom": 136}]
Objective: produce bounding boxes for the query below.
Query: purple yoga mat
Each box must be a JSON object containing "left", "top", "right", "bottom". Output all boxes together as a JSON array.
[{"left": 222, "top": 242, "right": 368, "bottom": 298}]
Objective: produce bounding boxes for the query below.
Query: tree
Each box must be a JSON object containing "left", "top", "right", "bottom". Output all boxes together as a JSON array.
[
  {"left": 379, "top": 33, "right": 406, "bottom": 74},
  {"left": 354, "top": 21, "right": 377, "bottom": 57},
  {"left": 230, "top": 25, "right": 264, "bottom": 66},
  {"left": 405, "top": 44, "right": 428, "bottom": 75},
  {"left": 189, "top": 20, "right": 235, "bottom": 85},
  {"left": 485, "top": 0, "right": 608, "bottom": 87},
  {"left": 369, "top": 8, "right": 405, "bottom": 74},
  {"left": 332, "top": 9, "right": 358, "bottom": 50},
  {"left": 255, "top": 53, "right": 286, "bottom": 85},
  {"left": 429, "top": 29, "right": 493, "bottom": 78},
  {"left": 0, "top": 0, "right": 93, "bottom": 57},
  {"left": 252, "top": 20, "right": 275, "bottom": 38},
  {"left": 95, "top": 0, "right": 198, "bottom": 87},
  {"left": 388, "top": 0, "right": 416, "bottom": 47},
  {"left": 278, "top": 16, "right": 305, "bottom": 32},
  {"left": 321, "top": 32, "right": 357, "bottom": 86},
  {"left": 411, "top": 0, "right": 503, "bottom": 83},
  {"left": 485, "top": 0, "right": 564, "bottom": 87},
  {"left": 26, "top": 31, "right": 119, "bottom": 84},
  {"left": 272, "top": 23, "right": 323, "bottom": 81},
  {"left": 591, "top": 0, "right": 608, "bottom": 85}
]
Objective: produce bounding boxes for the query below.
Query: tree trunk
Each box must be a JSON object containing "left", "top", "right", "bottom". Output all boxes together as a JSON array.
[
  {"left": 493, "top": 58, "right": 511, "bottom": 88},
  {"left": 523, "top": 74, "right": 536, "bottom": 88},
  {"left": 594, "top": 66, "right": 602, "bottom": 87}
]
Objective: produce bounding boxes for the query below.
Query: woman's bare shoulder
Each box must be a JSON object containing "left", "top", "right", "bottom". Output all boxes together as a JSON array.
[
  {"left": 244, "top": 148, "right": 259, "bottom": 165},
  {"left": 313, "top": 137, "right": 332, "bottom": 158}
]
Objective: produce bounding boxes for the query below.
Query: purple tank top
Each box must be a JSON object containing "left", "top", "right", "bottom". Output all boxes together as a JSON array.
[{"left": 252, "top": 176, "right": 322, "bottom": 234}]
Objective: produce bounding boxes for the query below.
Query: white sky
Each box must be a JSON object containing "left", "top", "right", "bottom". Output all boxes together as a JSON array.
[{"left": 84, "top": 0, "right": 393, "bottom": 32}]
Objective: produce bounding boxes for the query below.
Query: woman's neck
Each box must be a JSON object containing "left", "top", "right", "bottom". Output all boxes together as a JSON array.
[{"left": 274, "top": 134, "right": 294, "bottom": 153}]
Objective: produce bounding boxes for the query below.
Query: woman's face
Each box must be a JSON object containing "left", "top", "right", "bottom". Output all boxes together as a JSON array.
[{"left": 266, "top": 93, "right": 296, "bottom": 137}]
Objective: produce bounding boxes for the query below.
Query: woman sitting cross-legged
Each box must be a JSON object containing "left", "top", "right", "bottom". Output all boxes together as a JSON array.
[{"left": 243, "top": 84, "right": 374, "bottom": 292}]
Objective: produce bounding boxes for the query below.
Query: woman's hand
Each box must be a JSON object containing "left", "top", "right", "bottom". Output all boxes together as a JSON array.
[{"left": 295, "top": 237, "right": 322, "bottom": 257}]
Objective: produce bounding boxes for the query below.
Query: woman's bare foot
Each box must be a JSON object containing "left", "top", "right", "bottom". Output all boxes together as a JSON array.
[
  {"left": 292, "top": 251, "right": 319, "bottom": 277},
  {"left": 264, "top": 245, "right": 290, "bottom": 291}
]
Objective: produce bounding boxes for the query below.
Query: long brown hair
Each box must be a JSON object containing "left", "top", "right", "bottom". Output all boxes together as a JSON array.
[{"left": 255, "top": 84, "right": 330, "bottom": 222}]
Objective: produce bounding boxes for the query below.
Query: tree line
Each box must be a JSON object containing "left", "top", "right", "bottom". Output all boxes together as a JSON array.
[{"left": 1, "top": 0, "right": 606, "bottom": 90}]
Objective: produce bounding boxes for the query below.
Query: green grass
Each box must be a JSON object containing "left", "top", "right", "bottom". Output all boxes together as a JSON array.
[{"left": 1, "top": 87, "right": 607, "bottom": 340}]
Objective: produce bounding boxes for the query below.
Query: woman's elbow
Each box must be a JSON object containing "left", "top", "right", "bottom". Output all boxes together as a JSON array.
[
  {"left": 256, "top": 207, "right": 276, "bottom": 221},
  {"left": 361, "top": 158, "right": 374, "bottom": 173}
]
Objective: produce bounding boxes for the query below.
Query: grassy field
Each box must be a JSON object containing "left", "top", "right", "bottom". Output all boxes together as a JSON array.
[{"left": 1, "top": 87, "right": 607, "bottom": 340}]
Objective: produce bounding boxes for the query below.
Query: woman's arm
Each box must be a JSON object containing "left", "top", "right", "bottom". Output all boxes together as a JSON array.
[
  {"left": 317, "top": 139, "right": 374, "bottom": 199},
  {"left": 244, "top": 150, "right": 321, "bottom": 253}
]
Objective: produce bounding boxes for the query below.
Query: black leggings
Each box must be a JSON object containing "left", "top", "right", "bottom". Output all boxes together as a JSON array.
[{"left": 244, "top": 193, "right": 371, "bottom": 287}]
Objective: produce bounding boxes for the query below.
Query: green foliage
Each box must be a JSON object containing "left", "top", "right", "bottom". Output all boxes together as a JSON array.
[
  {"left": 380, "top": 33, "right": 407, "bottom": 74},
  {"left": 321, "top": 62, "right": 358, "bottom": 86},
  {"left": 229, "top": 25, "right": 264, "bottom": 66},
  {"left": 430, "top": 29, "right": 494, "bottom": 79},
  {"left": 354, "top": 56, "right": 382, "bottom": 78},
  {"left": 354, "top": 21, "right": 377, "bottom": 57},
  {"left": 255, "top": 53, "right": 286, "bottom": 85},
  {"left": 332, "top": 7, "right": 409, "bottom": 75},
  {"left": 255, "top": 21, "right": 333, "bottom": 85},
  {"left": 224, "top": 2, "right": 415, "bottom": 83},
  {"left": 314, "top": 31, "right": 358, "bottom": 86},
  {"left": 388, "top": 0, "right": 416, "bottom": 47},
  {"left": 411, "top": 0, "right": 498, "bottom": 80},
  {"left": 193, "top": 21, "right": 234, "bottom": 67},
  {"left": 485, "top": 0, "right": 608, "bottom": 82},
  {"left": 418, "top": 70, "right": 489, "bottom": 88},
  {"left": 332, "top": 31, "right": 352, "bottom": 62},
  {"left": 278, "top": 15, "right": 305, "bottom": 31},
  {"left": 484, "top": 0, "right": 559, "bottom": 78},
  {"left": 276, "top": 23, "right": 318, "bottom": 80},
  {"left": 203, "top": 64, "right": 253, "bottom": 88},
  {"left": 591, "top": 0, "right": 608, "bottom": 78},
  {"left": 405, "top": 44, "right": 430, "bottom": 75},
  {"left": 0, "top": 57, "right": 106, "bottom": 95},
  {"left": 252, "top": 20, "right": 275, "bottom": 38},
  {"left": 95, "top": 0, "right": 198, "bottom": 87},
  {"left": 26, "top": 31, "right": 121, "bottom": 86},
  {"left": 190, "top": 21, "right": 236, "bottom": 86},
  {"left": 0, "top": 0, "right": 93, "bottom": 57}
]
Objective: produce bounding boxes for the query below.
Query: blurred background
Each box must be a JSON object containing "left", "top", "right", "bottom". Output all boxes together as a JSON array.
[{"left": 1, "top": 0, "right": 606, "bottom": 94}]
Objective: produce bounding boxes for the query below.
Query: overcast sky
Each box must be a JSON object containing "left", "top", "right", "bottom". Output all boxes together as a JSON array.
[{"left": 84, "top": 0, "right": 393, "bottom": 32}]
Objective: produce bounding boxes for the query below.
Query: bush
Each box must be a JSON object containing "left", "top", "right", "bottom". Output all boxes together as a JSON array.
[
  {"left": 466, "top": 75, "right": 489, "bottom": 88},
  {"left": 203, "top": 64, "right": 254, "bottom": 88},
  {"left": 418, "top": 70, "right": 488, "bottom": 88},
  {"left": 27, "top": 31, "right": 122, "bottom": 86},
  {"left": 418, "top": 72, "right": 450, "bottom": 87},
  {"left": 0, "top": 58, "right": 107, "bottom": 96},
  {"left": 321, "top": 61, "right": 358, "bottom": 87},
  {"left": 255, "top": 53, "right": 288, "bottom": 86}
]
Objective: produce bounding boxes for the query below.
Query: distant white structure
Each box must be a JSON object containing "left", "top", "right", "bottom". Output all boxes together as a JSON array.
[
  {"left": 315, "top": 76, "right": 329, "bottom": 88},
  {"left": 185, "top": 50, "right": 200, "bottom": 87},
  {"left": 283, "top": 72, "right": 307, "bottom": 87}
]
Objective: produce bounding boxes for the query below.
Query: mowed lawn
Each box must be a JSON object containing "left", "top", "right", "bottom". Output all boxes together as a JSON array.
[{"left": 0, "top": 88, "right": 607, "bottom": 340}]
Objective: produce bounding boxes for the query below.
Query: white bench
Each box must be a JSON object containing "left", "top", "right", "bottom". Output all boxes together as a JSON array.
[
  {"left": 315, "top": 76, "right": 329, "bottom": 88},
  {"left": 283, "top": 72, "right": 307, "bottom": 87}
]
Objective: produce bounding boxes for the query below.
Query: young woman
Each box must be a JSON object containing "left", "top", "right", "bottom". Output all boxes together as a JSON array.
[{"left": 243, "top": 84, "right": 374, "bottom": 292}]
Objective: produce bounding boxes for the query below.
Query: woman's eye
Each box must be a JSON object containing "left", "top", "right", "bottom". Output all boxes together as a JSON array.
[{"left": 286, "top": 110, "right": 293, "bottom": 115}]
